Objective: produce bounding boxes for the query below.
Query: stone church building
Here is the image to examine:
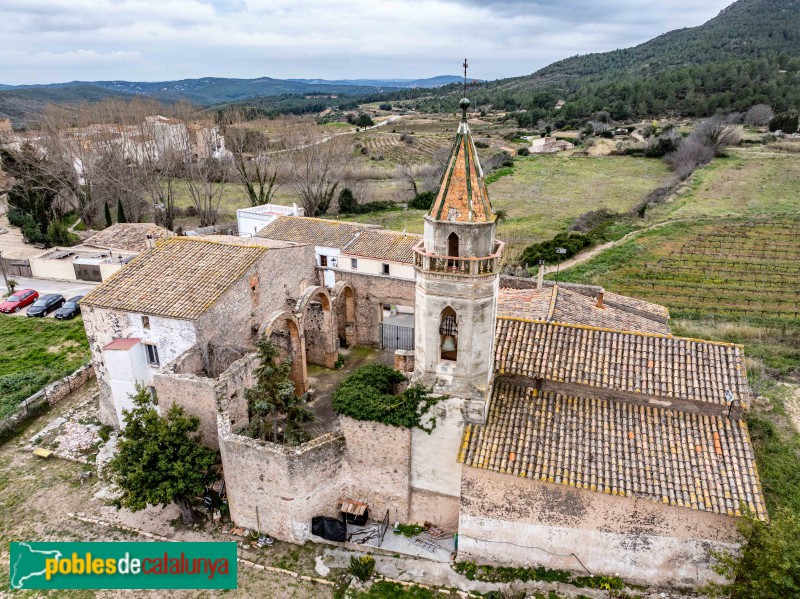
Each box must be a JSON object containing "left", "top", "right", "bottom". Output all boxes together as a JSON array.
[{"left": 80, "top": 97, "right": 764, "bottom": 588}]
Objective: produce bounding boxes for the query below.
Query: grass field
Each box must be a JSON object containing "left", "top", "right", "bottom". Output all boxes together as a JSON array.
[{"left": 0, "top": 316, "right": 89, "bottom": 417}]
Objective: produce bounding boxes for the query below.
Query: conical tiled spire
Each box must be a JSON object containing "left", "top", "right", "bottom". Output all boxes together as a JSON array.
[{"left": 428, "top": 98, "right": 494, "bottom": 223}]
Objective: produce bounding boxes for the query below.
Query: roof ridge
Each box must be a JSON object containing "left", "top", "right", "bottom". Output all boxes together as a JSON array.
[
  {"left": 159, "top": 236, "right": 270, "bottom": 251},
  {"left": 496, "top": 315, "right": 743, "bottom": 349}
]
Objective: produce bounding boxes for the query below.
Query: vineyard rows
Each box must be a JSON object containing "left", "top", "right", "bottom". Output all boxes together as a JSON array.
[
  {"left": 360, "top": 132, "right": 449, "bottom": 163},
  {"left": 624, "top": 221, "right": 800, "bottom": 322}
]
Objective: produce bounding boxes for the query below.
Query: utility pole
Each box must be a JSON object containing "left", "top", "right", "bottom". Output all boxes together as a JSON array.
[{"left": 0, "top": 250, "right": 9, "bottom": 292}]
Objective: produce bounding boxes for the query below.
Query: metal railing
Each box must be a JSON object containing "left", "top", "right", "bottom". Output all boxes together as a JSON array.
[{"left": 413, "top": 240, "right": 504, "bottom": 275}]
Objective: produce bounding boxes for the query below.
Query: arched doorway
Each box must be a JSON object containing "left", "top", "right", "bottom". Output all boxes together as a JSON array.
[
  {"left": 258, "top": 311, "right": 308, "bottom": 395},
  {"left": 333, "top": 281, "right": 356, "bottom": 348},
  {"left": 296, "top": 286, "right": 338, "bottom": 369},
  {"left": 439, "top": 306, "right": 458, "bottom": 361},
  {"left": 447, "top": 232, "right": 460, "bottom": 257}
]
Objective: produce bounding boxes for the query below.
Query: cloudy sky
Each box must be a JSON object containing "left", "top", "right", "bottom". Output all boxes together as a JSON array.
[{"left": 1, "top": 0, "right": 734, "bottom": 85}]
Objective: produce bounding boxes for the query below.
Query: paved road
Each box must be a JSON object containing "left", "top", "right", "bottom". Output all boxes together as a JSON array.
[{"left": 3, "top": 276, "right": 97, "bottom": 317}]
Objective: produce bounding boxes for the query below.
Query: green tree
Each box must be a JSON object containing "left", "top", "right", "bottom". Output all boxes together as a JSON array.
[
  {"left": 116, "top": 200, "right": 127, "bottom": 224},
  {"left": 104, "top": 200, "right": 113, "bottom": 228},
  {"left": 706, "top": 508, "right": 800, "bottom": 599},
  {"left": 240, "top": 336, "right": 314, "bottom": 446},
  {"left": 106, "top": 385, "right": 217, "bottom": 524},
  {"left": 337, "top": 188, "right": 358, "bottom": 214}
]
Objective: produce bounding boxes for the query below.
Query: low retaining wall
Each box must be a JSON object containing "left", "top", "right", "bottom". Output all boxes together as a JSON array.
[{"left": 0, "top": 364, "right": 95, "bottom": 443}]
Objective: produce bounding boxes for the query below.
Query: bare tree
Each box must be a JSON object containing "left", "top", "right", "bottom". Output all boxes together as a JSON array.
[
  {"left": 744, "top": 104, "right": 774, "bottom": 127},
  {"left": 692, "top": 115, "right": 742, "bottom": 156},
  {"left": 287, "top": 131, "right": 351, "bottom": 217},
  {"left": 225, "top": 115, "right": 285, "bottom": 207},
  {"left": 184, "top": 156, "right": 228, "bottom": 227}
]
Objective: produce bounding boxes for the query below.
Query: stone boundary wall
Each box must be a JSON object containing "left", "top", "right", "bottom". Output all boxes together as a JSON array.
[
  {"left": 218, "top": 412, "right": 346, "bottom": 544},
  {"left": 0, "top": 363, "right": 95, "bottom": 443}
]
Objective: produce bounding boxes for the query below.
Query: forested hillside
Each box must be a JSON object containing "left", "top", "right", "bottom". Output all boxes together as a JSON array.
[{"left": 394, "top": 0, "right": 800, "bottom": 122}]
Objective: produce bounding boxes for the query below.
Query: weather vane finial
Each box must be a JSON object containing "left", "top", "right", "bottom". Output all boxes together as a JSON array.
[
  {"left": 459, "top": 58, "right": 471, "bottom": 121},
  {"left": 463, "top": 58, "right": 468, "bottom": 97}
]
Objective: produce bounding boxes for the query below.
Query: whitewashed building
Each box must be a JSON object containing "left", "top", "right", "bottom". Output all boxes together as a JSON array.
[{"left": 236, "top": 203, "right": 304, "bottom": 237}]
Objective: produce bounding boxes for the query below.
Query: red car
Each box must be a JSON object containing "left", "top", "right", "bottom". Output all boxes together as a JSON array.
[{"left": 0, "top": 288, "right": 39, "bottom": 313}]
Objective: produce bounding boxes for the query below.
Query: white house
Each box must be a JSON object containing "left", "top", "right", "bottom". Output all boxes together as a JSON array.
[{"left": 236, "top": 203, "right": 304, "bottom": 237}]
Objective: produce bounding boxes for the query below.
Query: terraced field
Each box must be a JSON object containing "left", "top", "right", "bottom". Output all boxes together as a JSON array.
[
  {"left": 616, "top": 220, "right": 800, "bottom": 322},
  {"left": 358, "top": 130, "right": 450, "bottom": 164}
]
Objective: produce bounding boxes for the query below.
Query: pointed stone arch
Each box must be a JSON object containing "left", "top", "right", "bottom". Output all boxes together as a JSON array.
[
  {"left": 258, "top": 310, "right": 308, "bottom": 395},
  {"left": 295, "top": 285, "right": 338, "bottom": 369},
  {"left": 332, "top": 281, "right": 356, "bottom": 349}
]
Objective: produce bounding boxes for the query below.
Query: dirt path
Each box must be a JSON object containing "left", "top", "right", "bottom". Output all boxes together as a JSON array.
[{"left": 543, "top": 218, "right": 698, "bottom": 275}]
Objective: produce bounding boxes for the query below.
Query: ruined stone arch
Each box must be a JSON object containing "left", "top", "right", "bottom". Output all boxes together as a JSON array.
[
  {"left": 295, "top": 285, "right": 338, "bottom": 369},
  {"left": 332, "top": 281, "right": 356, "bottom": 349},
  {"left": 258, "top": 310, "right": 308, "bottom": 395}
]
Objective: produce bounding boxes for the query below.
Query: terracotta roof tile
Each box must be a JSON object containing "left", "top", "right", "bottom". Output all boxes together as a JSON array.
[
  {"left": 494, "top": 318, "right": 749, "bottom": 407},
  {"left": 551, "top": 287, "right": 670, "bottom": 335},
  {"left": 341, "top": 230, "right": 420, "bottom": 264},
  {"left": 81, "top": 237, "right": 267, "bottom": 319},
  {"left": 257, "top": 216, "right": 371, "bottom": 249},
  {"left": 459, "top": 380, "right": 767, "bottom": 519},
  {"left": 429, "top": 119, "right": 493, "bottom": 223},
  {"left": 83, "top": 223, "right": 174, "bottom": 253}
]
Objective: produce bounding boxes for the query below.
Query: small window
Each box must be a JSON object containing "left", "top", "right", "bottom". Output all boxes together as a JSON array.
[
  {"left": 320, "top": 255, "right": 328, "bottom": 267},
  {"left": 351, "top": 258, "right": 358, "bottom": 270},
  {"left": 144, "top": 343, "right": 160, "bottom": 367},
  {"left": 382, "top": 263, "right": 390, "bottom": 276},
  {"left": 141, "top": 315, "right": 150, "bottom": 330}
]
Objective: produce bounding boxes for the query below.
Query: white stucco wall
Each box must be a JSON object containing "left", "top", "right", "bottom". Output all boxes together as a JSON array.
[
  {"left": 236, "top": 212, "right": 278, "bottom": 237},
  {"left": 29, "top": 258, "right": 77, "bottom": 281},
  {"left": 338, "top": 256, "right": 416, "bottom": 281}
]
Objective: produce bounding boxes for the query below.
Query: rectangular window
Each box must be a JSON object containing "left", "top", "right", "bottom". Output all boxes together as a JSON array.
[
  {"left": 319, "top": 255, "right": 328, "bottom": 267},
  {"left": 351, "top": 258, "right": 358, "bottom": 270},
  {"left": 144, "top": 343, "right": 160, "bottom": 367},
  {"left": 382, "top": 263, "right": 390, "bottom": 276},
  {"left": 141, "top": 315, "right": 150, "bottom": 330}
]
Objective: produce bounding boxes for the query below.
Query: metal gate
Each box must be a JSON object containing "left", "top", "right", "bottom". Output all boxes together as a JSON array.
[
  {"left": 380, "top": 323, "right": 414, "bottom": 350},
  {"left": 1, "top": 258, "right": 32, "bottom": 278}
]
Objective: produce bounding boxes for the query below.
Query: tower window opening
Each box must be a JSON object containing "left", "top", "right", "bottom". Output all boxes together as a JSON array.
[{"left": 439, "top": 307, "right": 458, "bottom": 361}]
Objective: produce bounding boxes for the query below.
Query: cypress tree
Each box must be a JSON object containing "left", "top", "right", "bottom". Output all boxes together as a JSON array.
[
  {"left": 117, "top": 200, "right": 127, "bottom": 224},
  {"left": 104, "top": 201, "right": 112, "bottom": 228}
]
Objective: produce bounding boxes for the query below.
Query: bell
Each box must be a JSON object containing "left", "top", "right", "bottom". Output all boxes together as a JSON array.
[{"left": 442, "top": 335, "right": 457, "bottom": 352}]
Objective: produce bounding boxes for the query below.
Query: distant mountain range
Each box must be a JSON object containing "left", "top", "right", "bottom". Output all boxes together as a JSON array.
[
  {"left": 0, "top": 74, "right": 471, "bottom": 125},
  {"left": 404, "top": 0, "right": 800, "bottom": 121}
]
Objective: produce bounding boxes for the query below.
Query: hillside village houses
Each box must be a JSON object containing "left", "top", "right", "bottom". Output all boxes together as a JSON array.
[{"left": 79, "top": 96, "right": 765, "bottom": 588}]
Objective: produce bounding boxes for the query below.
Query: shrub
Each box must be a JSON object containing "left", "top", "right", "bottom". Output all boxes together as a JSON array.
[
  {"left": 644, "top": 132, "right": 680, "bottom": 157},
  {"left": 474, "top": 140, "right": 489, "bottom": 148},
  {"left": 354, "top": 113, "right": 374, "bottom": 128},
  {"left": 519, "top": 232, "right": 593, "bottom": 265},
  {"left": 408, "top": 191, "right": 435, "bottom": 210},
  {"left": 332, "top": 364, "right": 439, "bottom": 432},
  {"left": 516, "top": 147, "right": 530, "bottom": 156},
  {"left": 769, "top": 112, "right": 799, "bottom": 134},
  {"left": 348, "top": 555, "right": 375, "bottom": 582},
  {"left": 379, "top": 103, "right": 392, "bottom": 111},
  {"left": 337, "top": 188, "right": 359, "bottom": 214}
]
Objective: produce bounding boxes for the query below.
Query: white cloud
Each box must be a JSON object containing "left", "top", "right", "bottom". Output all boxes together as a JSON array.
[{"left": 0, "top": 0, "right": 735, "bottom": 84}]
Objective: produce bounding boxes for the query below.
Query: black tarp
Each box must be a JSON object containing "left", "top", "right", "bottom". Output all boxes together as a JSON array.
[{"left": 311, "top": 515, "right": 347, "bottom": 542}]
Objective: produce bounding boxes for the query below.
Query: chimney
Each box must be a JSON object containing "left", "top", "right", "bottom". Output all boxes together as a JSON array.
[
  {"left": 596, "top": 290, "right": 605, "bottom": 309},
  {"left": 145, "top": 234, "right": 155, "bottom": 250},
  {"left": 537, "top": 260, "right": 545, "bottom": 289}
]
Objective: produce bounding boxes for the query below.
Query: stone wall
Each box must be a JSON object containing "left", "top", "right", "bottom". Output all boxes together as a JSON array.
[
  {"left": 218, "top": 413, "right": 346, "bottom": 543},
  {"left": 458, "top": 467, "right": 740, "bottom": 587},
  {"left": 328, "top": 271, "right": 416, "bottom": 347},
  {"left": 154, "top": 350, "right": 254, "bottom": 449},
  {"left": 339, "top": 415, "right": 411, "bottom": 524}
]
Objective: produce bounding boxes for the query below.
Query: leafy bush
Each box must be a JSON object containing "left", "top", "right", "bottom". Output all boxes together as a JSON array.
[
  {"left": 474, "top": 140, "right": 489, "bottom": 148},
  {"left": 348, "top": 555, "right": 375, "bottom": 582},
  {"left": 47, "top": 219, "right": 79, "bottom": 246},
  {"left": 332, "top": 364, "right": 439, "bottom": 432},
  {"left": 379, "top": 103, "right": 392, "bottom": 111},
  {"left": 337, "top": 188, "right": 359, "bottom": 214},
  {"left": 408, "top": 191, "right": 435, "bottom": 210},
  {"left": 769, "top": 112, "right": 799, "bottom": 134},
  {"left": 705, "top": 509, "right": 800, "bottom": 599},
  {"left": 519, "top": 232, "right": 593, "bottom": 266},
  {"left": 516, "top": 147, "right": 530, "bottom": 156}
]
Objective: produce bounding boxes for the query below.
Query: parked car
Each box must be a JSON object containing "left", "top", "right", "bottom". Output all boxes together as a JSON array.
[
  {"left": 54, "top": 295, "right": 84, "bottom": 320},
  {"left": 0, "top": 289, "right": 39, "bottom": 313},
  {"left": 26, "top": 294, "right": 66, "bottom": 317}
]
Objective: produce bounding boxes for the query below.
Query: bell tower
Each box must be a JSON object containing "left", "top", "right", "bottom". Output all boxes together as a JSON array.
[{"left": 412, "top": 81, "right": 503, "bottom": 405}]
